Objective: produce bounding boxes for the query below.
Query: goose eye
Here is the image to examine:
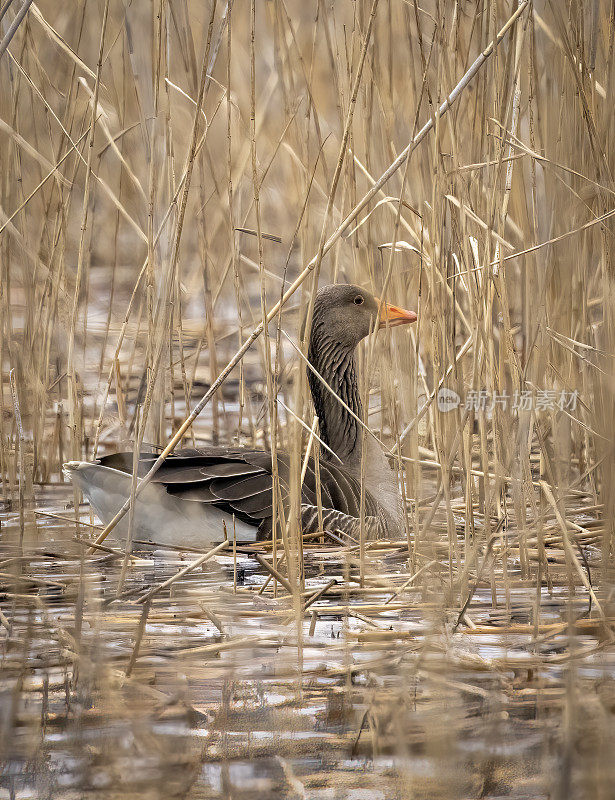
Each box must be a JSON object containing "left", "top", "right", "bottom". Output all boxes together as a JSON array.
[{"left": 353, "top": 295, "right": 364, "bottom": 305}]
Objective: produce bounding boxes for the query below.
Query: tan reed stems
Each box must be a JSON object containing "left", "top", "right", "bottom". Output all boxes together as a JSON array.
[
  {"left": 89, "top": 1, "right": 528, "bottom": 550},
  {"left": 2, "top": 2, "right": 615, "bottom": 793}
]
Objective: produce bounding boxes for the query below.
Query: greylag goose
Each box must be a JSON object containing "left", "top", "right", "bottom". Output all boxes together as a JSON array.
[{"left": 64, "top": 284, "right": 417, "bottom": 548}]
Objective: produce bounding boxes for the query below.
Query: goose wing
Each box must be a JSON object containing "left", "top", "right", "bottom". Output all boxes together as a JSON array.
[{"left": 97, "top": 447, "right": 380, "bottom": 528}]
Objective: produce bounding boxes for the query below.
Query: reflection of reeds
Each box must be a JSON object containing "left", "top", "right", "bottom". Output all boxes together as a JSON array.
[{"left": 1, "top": 1, "right": 615, "bottom": 797}]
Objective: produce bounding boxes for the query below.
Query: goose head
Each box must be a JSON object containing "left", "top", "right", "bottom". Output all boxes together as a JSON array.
[{"left": 311, "top": 283, "right": 417, "bottom": 349}]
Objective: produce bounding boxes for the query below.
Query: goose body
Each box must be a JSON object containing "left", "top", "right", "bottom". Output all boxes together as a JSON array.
[
  {"left": 64, "top": 459, "right": 259, "bottom": 547},
  {"left": 65, "top": 285, "right": 416, "bottom": 548}
]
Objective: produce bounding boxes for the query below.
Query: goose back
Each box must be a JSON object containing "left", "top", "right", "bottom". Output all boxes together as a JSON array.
[{"left": 97, "top": 448, "right": 383, "bottom": 538}]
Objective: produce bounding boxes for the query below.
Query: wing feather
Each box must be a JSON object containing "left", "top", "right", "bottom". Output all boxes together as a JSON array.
[{"left": 97, "top": 446, "right": 383, "bottom": 532}]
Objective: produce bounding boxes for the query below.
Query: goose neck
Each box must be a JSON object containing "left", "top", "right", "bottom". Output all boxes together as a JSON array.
[{"left": 307, "top": 326, "right": 363, "bottom": 468}]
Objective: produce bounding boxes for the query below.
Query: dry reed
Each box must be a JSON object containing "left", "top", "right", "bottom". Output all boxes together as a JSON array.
[{"left": 1, "top": 1, "right": 615, "bottom": 798}]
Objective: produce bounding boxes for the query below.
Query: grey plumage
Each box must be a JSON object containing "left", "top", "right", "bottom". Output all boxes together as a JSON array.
[{"left": 64, "top": 284, "right": 417, "bottom": 547}]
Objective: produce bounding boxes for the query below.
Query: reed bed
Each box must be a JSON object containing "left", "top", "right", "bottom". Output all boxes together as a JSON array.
[{"left": 1, "top": 0, "right": 615, "bottom": 797}]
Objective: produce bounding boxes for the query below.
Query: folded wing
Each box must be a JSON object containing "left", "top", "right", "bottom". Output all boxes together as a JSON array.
[{"left": 97, "top": 447, "right": 380, "bottom": 531}]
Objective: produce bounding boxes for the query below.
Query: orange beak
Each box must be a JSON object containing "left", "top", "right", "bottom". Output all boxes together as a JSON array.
[{"left": 376, "top": 297, "right": 418, "bottom": 329}]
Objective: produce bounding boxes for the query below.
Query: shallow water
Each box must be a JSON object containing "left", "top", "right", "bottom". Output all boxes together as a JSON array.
[{"left": 1, "top": 483, "right": 614, "bottom": 800}]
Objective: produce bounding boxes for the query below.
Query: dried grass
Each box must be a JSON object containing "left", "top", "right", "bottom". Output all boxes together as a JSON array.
[{"left": 1, "top": 1, "right": 615, "bottom": 798}]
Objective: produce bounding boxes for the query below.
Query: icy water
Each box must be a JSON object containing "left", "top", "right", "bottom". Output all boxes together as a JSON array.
[{"left": 2, "top": 484, "right": 615, "bottom": 800}]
